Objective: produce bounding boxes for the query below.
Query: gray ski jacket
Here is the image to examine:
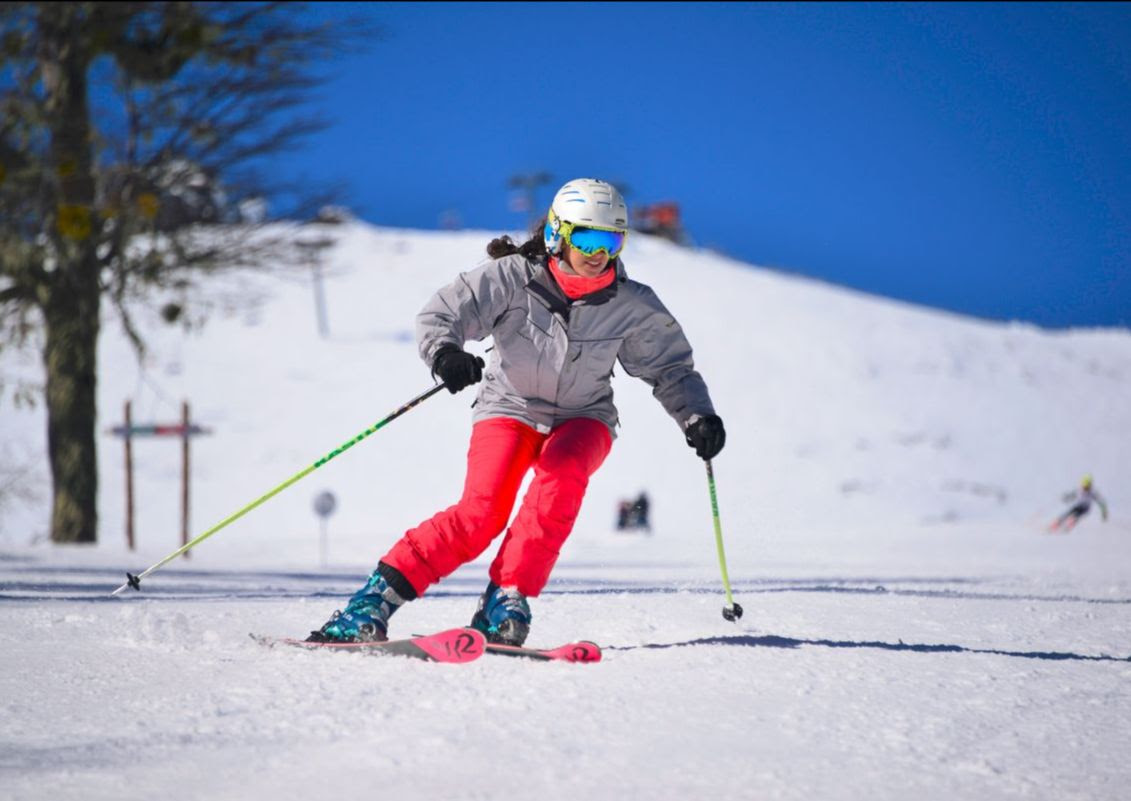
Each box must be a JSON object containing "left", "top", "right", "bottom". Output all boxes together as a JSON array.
[{"left": 416, "top": 253, "right": 717, "bottom": 436}]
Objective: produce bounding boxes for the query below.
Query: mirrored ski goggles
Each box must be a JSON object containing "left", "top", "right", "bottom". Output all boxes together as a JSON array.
[
  {"left": 565, "top": 224, "right": 627, "bottom": 257},
  {"left": 551, "top": 216, "right": 627, "bottom": 257}
]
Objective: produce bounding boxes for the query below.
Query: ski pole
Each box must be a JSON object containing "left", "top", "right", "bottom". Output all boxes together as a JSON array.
[
  {"left": 706, "top": 459, "right": 743, "bottom": 621},
  {"left": 111, "top": 382, "right": 446, "bottom": 596}
]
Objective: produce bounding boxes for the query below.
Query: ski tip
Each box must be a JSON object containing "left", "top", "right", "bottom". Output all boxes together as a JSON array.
[
  {"left": 567, "top": 641, "right": 603, "bottom": 663},
  {"left": 411, "top": 627, "right": 486, "bottom": 663}
]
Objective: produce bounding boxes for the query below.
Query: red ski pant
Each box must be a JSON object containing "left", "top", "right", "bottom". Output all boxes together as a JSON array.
[{"left": 382, "top": 416, "right": 612, "bottom": 597}]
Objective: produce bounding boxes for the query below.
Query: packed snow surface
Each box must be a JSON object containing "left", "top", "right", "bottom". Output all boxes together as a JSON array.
[{"left": 2, "top": 223, "right": 1130, "bottom": 800}]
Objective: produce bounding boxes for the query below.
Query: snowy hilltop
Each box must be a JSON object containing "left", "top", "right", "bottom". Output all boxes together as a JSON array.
[{"left": 2, "top": 221, "right": 1130, "bottom": 801}]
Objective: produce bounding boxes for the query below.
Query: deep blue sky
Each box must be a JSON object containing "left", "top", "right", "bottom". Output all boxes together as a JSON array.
[{"left": 276, "top": 2, "right": 1130, "bottom": 329}]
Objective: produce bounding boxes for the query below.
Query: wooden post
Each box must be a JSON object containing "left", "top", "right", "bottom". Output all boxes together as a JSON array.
[
  {"left": 108, "top": 404, "right": 210, "bottom": 555},
  {"left": 125, "top": 400, "right": 135, "bottom": 551},
  {"left": 181, "top": 401, "right": 190, "bottom": 559}
]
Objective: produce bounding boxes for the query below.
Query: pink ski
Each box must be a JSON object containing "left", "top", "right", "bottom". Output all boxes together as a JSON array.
[
  {"left": 251, "top": 627, "right": 485, "bottom": 663},
  {"left": 484, "top": 640, "right": 602, "bottom": 663}
]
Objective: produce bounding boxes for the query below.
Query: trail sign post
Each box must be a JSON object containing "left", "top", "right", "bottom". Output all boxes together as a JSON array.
[{"left": 108, "top": 401, "right": 212, "bottom": 553}]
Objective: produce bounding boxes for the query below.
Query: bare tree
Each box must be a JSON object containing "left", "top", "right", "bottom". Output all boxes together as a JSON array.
[{"left": 0, "top": 2, "right": 369, "bottom": 543}]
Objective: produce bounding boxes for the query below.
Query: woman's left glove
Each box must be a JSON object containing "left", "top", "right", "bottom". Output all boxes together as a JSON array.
[
  {"left": 431, "top": 345, "right": 485, "bottom": 394},
  {"left": 685, "top": 414, "right": 726, "bottom": 460}
]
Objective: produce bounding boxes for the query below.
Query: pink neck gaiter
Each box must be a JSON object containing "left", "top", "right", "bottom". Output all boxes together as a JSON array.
[{"left": 547, "top": 256, "right": 617, "bottom": 300}]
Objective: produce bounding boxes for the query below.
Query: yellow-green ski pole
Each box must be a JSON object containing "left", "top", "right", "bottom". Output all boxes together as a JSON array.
[
  {"left": 111, "top": 383, "right": 446, "bottom": 596},
  {"left": 706, "top": 459, "right": 743, "bottom": 621}
]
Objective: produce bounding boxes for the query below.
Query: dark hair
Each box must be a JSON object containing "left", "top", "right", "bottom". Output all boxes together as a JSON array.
[{"left": 487, "top": 216, "right": 548, "bottom": 261}]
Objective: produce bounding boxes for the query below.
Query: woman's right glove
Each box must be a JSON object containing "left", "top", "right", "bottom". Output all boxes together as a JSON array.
[
  {"left": 685, "top": 414, "right": 726, "bottom": 460},
  {"left": 431, "top": 345, "right": 485, "bottom": 394}
]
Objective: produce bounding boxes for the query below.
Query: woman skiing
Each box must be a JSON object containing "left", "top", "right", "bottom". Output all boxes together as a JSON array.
[
  {"left": 1049, "top": 474, "right": 1109, "bottom": 532},
  {"left": 309, "top": 178, "right": 725, "bottom": 646}
]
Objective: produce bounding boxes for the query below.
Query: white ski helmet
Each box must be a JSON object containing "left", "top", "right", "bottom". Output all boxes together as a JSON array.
[{"left": 543, "top": 178, "right": 629, "bottom": 256}]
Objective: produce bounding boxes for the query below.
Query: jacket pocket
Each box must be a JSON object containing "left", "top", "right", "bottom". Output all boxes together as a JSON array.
[{"left": 557, "top": 338, "right": 622, "bottom": 410}]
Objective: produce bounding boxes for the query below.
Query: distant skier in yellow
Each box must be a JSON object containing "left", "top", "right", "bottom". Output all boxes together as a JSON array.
[{"left": 1049, "top": 475, "right": 1109, "bottom": 532}]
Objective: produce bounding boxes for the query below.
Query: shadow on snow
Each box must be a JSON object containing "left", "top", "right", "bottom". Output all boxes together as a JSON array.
[{"left": 617, "top": 634, "right": 1131, "bottom": 663}]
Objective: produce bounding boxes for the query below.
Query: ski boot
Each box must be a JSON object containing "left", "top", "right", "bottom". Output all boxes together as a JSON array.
[
  {"left": 469, "top": 582, "right": 532, "bottom": 646},
  {"left": 307, "top": 566, "right": 409, "bottom": 643}
]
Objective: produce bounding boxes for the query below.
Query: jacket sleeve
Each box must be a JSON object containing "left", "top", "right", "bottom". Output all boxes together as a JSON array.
[
  {"left": 618, "top": 287, "right": 716, "bottom": 428},
  {"left": 416, "top": 257, "right": 522, "bottom": 368}
]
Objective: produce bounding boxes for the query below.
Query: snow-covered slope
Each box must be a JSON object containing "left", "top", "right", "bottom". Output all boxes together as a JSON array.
[
  {"left": 2, "top": 221, "right": 1129, "bottom": 801},
  {"left": 3, "top": 221, "right": 1127, "bottom": 557}
]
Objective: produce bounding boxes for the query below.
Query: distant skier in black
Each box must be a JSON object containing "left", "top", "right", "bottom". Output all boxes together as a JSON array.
[
  {"left": 1049, "top": 475, "right": 1108, "bottom": 532},
  {"left": 616, "top": 500, "right": 633, "bottom": 530},
  {"left": 615, "top": 492, "right": 651, "bottom": 532},
  {"left": 631, "top": 492, "right": 651, "bottom": 533}
]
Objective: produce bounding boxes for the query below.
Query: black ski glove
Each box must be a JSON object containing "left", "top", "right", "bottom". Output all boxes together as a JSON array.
[
  {"left": 431, "top": 346, "right": 485, "bottom": 394},
  {"left": 685, "top": 414, "right": 726, "bottom": 460}
]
